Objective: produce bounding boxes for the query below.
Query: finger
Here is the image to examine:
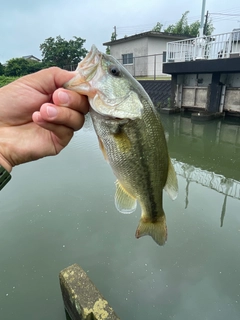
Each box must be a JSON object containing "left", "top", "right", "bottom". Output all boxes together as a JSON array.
[
  {"left": 53, "top": 88, "right": 89, "bottom": 115},
  {"left": 22, "top": 67, "right": 78, "bottom": 94},
  {"left": 32, "top": 114, "right": 74, "bottom": 151},
  {"left": 33, "top": 103, "right": 85, "bottom": 131}
]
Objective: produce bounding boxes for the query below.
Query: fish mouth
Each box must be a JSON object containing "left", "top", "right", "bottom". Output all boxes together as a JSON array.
[
  {"left": 64, "top": 45, "right": 143, "bottom": 120},
  {"left": 64, "top": 45, "right": 101, "bottom": 89},
  {"left": 78, "top": 45, "right": 101, "bottom": 79}
]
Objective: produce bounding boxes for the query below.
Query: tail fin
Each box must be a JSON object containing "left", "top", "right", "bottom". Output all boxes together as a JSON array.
[{"left": 135, "top": 215, "right": 167, "bottom": 246}]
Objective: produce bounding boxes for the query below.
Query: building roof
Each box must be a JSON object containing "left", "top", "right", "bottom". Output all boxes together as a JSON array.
[
  {"left": 103, "top": 31, "right": 191, "bottom": 46},
  {"left": 22, "top": 55, "right": 41, "bottom": 61}
]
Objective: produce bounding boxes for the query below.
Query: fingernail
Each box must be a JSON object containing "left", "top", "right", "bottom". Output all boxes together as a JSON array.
[
  {"left": 58, "top": 91, "right": 70, "bottom": 106},
  {"left": 47, "top": 106, "right": 58, "bottom": 118}
]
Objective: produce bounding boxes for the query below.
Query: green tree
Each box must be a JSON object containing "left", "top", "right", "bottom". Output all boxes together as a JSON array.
[
  {"left": 152, "top": 22, "right": 163, "bottom": 32},
  {"left": 111, "top": 31, "right": 117, "bottom": 41},
  {"left": 204, "top": 17, "right": 214, "bottom": 36},
  {"left": 4, "top": 58, "right": 30, "bottom": 76},
  {"left": 188, "top": 21, "right": 201, "bottom": 37},
  {"left": 106, "top": 31, "right": 118, "bottom": 54},
  {"left": 0, "top": 63, "right": 5, "bottom": 75},
  {"left": 163, "top": 11, "right": 214, "bottom": 37},
  {"left": 165, "top": 11, "right": 190, "bottom": 34},
  {"left": 27, "top": 59, "right": 44, "bottom": 74},
  {"left": 4, "top": 58, "right": 44, "bottom": 77},
  {"left": 40, "top": 35, "right": 88, "bottom": 68}
]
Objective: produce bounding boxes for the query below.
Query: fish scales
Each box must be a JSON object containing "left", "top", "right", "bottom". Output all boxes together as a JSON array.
[
  {"left": 64, "top": 45, "right": 178, "bottom": 246},
  {"left": 91, "top": 106, "right": 168, "bottom": 216}
]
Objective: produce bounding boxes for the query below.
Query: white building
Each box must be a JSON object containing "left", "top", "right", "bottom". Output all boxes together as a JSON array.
[{"left": 103, "top": 31, "right": 189, "bottom": 78}]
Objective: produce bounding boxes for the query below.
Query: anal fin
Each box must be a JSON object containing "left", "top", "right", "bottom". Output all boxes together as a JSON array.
[
  {"left": 115, "top": 180, "right": 137, "bottom": 214},
  {"left": 164, "top": 157, "right": 178, "bottom": 200}
]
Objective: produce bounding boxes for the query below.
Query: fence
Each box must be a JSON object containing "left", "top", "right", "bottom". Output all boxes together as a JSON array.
[
  {"left": 63, "top": 53, "right": 169, "bottom": 79},
  {"left": 166, "top": 29, "right": 240, "bottom": 62},
  {"left": 63, "top": 63, "right": 78, "bottom": 71},
  {"left": 117, "top": 53, "right": 167, "bottom": 79}
]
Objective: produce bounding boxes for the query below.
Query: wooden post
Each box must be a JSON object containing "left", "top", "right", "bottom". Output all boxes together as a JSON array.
[{"left": 59, "top": 264, "right": 120, "bottom": 320}]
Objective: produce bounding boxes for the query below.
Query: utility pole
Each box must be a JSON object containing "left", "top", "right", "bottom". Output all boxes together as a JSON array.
[
  {"left": 199, "top": 0, "right": 206, "bottom": 37},
  {"left": 203, "top": 10, "right": 209, "bottom": 35}
]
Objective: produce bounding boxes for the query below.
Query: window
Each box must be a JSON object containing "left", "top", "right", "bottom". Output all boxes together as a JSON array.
[
  {"left": 163, "top": 51, "right": 166, "bottom": 63},
  {"left": 122, "top": 53, "right": 133, "bottom": 64}
]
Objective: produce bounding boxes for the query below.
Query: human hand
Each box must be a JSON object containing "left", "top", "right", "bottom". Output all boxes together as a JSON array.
[{"left": 0, "top": 67, "right": 89, "bottom": 172}]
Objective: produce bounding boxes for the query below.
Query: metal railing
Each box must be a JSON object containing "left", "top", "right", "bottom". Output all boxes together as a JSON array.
[
  {"left": 63, "top": 54, "right": 169, "bottom": 79},
  {"left": 63, "top": 63, "right": 78, "bottom": 71},
  {"left": 166, "top": 29, "right": 240, "bottom": 62},
  {"left": 118, "top": 53, "right": 168, "bottom": 79}
]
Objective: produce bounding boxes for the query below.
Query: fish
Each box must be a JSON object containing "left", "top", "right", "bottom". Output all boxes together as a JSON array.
[{"left": 64, "top": 45, "right": 178, "bottom": 246}]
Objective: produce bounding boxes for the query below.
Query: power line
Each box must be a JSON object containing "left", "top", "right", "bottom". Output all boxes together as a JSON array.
[
  {"left": 212, "top": 6, "right": 240, "bottom": 13},
  {"left": 210, "top": 12, "right": 240, "bottom": 16},
  {"left": 116, "top": 6, "right": 240, "bottom": 37}
]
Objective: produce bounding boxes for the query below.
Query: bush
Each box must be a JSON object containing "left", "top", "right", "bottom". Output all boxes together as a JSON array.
[
  {"left": 4, "top": 58, "right": 46, "bottom": 77},
  {"left": 0, "top": 76, "right": 18, "bottom": 87}
]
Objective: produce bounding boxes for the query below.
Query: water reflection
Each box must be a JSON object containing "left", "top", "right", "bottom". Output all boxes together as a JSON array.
[
  {"left": 162, "top": 114, "right": 240, "bottom": 228},
  {"left": 163, "top": 114, "right": 240, "bottom": 180},
  {"left": 1, "top": 113, "right": 240, "bottom": 320}
]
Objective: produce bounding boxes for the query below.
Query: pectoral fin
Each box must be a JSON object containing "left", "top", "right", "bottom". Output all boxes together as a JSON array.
[
  {"left": 115, "top": 180, "right": 137, "bottom": 214},
  {"left": 164, "top": 157, "right": 178, "bottom": 200},
  {"left": 97, "top": 136, "right": 108, "bottom": 162},
  {"left": 113, "top": 129, "right": 131, "bottom": 153}
]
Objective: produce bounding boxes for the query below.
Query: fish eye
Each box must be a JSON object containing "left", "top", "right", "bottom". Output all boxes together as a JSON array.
[{"left": 109, "top": 65, "right": 121, "bottom": 77}]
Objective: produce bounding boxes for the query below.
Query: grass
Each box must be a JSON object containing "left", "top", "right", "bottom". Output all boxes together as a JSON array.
[
  {"left": 0, "top": 76, "right": 18, "bottom": 87},
  {"left": 135, "top": 76, "right": 171, "bottom": 81}
]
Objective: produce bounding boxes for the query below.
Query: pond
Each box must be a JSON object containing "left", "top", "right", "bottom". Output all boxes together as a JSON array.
[{"left": 0, "top": 113, "right": 240, "bottom": 320}]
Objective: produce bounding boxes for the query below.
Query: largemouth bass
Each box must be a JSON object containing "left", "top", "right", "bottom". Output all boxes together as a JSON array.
[{"left": 64, "top": 45, "right": 178, "bottom": 246}]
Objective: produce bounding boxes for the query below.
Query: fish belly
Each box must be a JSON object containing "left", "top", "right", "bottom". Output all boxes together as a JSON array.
[{"left": 90, "top": 106, "right": 169, "bottom": 221}]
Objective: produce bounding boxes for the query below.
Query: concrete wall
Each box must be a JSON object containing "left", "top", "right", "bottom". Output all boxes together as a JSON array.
[
  {"left": 177, "top": 74, "right": 212, "bottom": 87},
  {"left": 176, "top": 74, "right": 211, "bottom": 109},
  {"left": 175, "top": 72, "right": 240, "bottom": 114},
  {"left": 147, "top": 37, "right": 168, "bottom": 55},
  {"left": 110, "top": 38, "right": 148, "bottom": 77},
  {"left": 225, "top": 89, "right": 240, "bottom": 112},
  {"left": 110, "top": 37, "right": 170, "bottom": 77},
  {"left": 110, "top": 38, "right": 148, "bottom": 59},
  {"left": 59, "top": 264, "right": 120, "bottom": 320},
  {"left": 220, "top": 73, "right": 240, "bottom": 113}
]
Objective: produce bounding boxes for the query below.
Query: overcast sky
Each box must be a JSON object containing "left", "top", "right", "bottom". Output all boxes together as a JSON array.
[{"left": 1, "top": 0, "right": 240, "bottom": 63}]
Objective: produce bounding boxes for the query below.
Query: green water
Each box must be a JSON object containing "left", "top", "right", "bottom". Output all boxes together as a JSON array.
[{"left": 0, "top": 114, "right": 240, "bottom": 320}]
